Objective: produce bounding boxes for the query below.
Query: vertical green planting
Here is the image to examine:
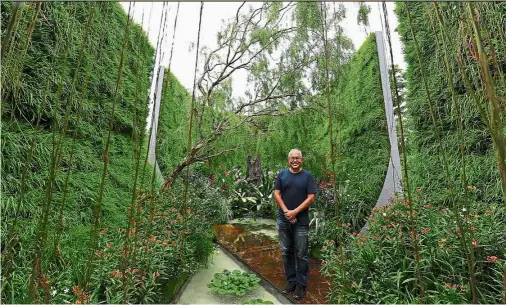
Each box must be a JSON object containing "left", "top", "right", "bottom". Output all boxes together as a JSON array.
[
  {"left": 182, "top": 2, "right": 204, "bottom": 205},
  {"left": 1, "top": 2, "right": 154, "bottom": 303},
  {"left": 83, "top": 2, "right": 133, "bottom": 291},
  {"left": 383, "top": 3, "right": 425, "bottom": 301},
  {"left": 320, "top": 2, "right": 347, "bottom": 302}
]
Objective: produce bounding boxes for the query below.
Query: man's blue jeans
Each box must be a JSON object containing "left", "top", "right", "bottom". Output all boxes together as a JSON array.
[{"left": 277, "top": 216, "right": 309, "bottom": 287}]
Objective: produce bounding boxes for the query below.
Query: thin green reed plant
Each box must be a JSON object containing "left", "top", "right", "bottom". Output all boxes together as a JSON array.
[
  {"left": 83, "top": 2, "right": 133, "bottom": 292},
  {"left": 28, "top": 4, "right": 96, "bottom": 302},
  {"left": 383, "top": 2, "right": 425, "bottom": 302},
  {"left": 1, "top": 110, "right": 42, "bottom": 300},
  {"left": 2, "top": 2, "right": 39, "bottom": 116},
  {"left": 51, "top": 3, "right": 106, "bottom": 261},
  {"left": 1, "top": 1, "right": 23, "bottom": 60},
  {"left": 466, "top": 3, "right": 506, "bottom": 302},
  {"left": 182, "top": 2, "right": 204, "bottom": 207},
  {"left": 140, "top": 2, "right": 169, "bottom": 188},
  {"left": 171, "top": 1, "right": 204, "bottom": 280},
  {"left": 432, "top": 4, "right": 491, "bottom": 134},
  {"left": 320, "top": 2, "right": 346, "bottom": 303},
  {"left": 136, "top": 3, "right": 173, "bottom": 272},
  {"left": 479, "top": 4, "right": 505, "bottom": 90},
  {"left": 332, "top": 2, "right": 343, "bottom": 164},
  {"left": 421, "top": 4, "right": 480, "bottom": 302},
  {"left": 466, "top": 3, "right": 506, "bottom": 202},
  {"left": 119, "top": 4, "right": 155, "bottom": 301},
  {"left": 9, "top": 2, "right": 42, "bottom": 103},
  {"left": 128, "top": 2, "right": 168, "bottom": 275},
  {"left": 51, "top": 40, "right": 97, "bottom": 260},
  {"left": 403, "top": 4, "right": 451, "bottom": 182}
]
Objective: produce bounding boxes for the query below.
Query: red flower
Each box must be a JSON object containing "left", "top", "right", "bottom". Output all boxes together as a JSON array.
[
  {"left": 221, "top": 184, "right": 228, "bottom": 189},
  {"left": 487, "top": 256, "right": 500, "bottom": 262}
]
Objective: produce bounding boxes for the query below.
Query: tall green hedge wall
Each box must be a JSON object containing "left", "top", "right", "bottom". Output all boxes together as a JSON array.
[
  {"left": 156, "top": 70, "right": 257, "bottom": 180},
  {"left": 1, "top": 2, "right": 153, "bottom": 300},
  {"left": 258, "top": 34, "right": 389, "bottom": 228},
  {"left": 395, "top": 2, "right": 506, "bottom": 202}
]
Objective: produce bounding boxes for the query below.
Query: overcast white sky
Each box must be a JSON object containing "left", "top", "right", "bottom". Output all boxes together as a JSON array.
[{"left": 120, "top": 2, "right": 405, "bottom": 99}]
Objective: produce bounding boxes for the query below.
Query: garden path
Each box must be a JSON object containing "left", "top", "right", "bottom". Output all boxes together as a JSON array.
[{"left": 214, "top": 218, "right": 332, "bottom": 304}]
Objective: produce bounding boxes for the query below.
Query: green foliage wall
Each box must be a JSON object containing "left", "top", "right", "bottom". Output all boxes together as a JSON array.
[
  {"left": 156, "top": 70, "right": 257, "bottom": 180},
  {"left": 259, "top": 34, "right": 389, "bottom": 229},
  {"left": 1, "top": 1, "right": 153, "bottom": 234},
  {"left": 0, "top": 2, "right": 156, "bottom": 302},
  {"left": 395, "top": 2, "right": 506, "bottom": 202},
  {"left": 155, "top": 71, "right": 192, "bottom": 176}
]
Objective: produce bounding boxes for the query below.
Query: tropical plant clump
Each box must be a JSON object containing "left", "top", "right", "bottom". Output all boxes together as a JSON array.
[{"left": 208, "top": 269, "right": 261, "bottom": 296}]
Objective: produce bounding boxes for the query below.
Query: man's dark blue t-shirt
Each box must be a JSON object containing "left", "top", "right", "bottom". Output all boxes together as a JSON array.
[{"left": 274, "top": 169, "right": 317, "bottom": 225}]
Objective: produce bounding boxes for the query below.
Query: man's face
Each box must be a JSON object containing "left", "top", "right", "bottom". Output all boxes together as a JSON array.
[{"left": 288, "top": 152, "right": 303, "bottom": 171}]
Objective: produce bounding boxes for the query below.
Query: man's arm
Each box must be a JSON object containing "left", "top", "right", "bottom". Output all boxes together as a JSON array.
[
  {"left": 284, "top": 194, "right": 315, "bottom": 220},
  {"left": 274, "top": 189, "right": 289, "bottom": 213}
]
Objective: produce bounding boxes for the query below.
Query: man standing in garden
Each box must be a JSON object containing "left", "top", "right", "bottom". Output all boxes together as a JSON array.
[{"left": 273, "top": 149, "right": 317, "bottom": 300}]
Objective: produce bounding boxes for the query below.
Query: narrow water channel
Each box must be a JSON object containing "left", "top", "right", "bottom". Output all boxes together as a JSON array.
[{"left": 175, "top": 246, "right": 291, "bottom": 304}]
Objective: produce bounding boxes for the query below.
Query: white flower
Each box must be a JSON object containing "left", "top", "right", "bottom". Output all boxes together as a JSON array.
[
  {"left": 382, "top": 213, "right": 387, "bottom": 217},
  {"left": 64, "top": 288, "right": 70, "bottom": 294},
  {"left": 51, "top": 289, "right": 57, "bottom": 297},
  {"left": 462, "top": 207, "right": 467, "bottom": 212}
]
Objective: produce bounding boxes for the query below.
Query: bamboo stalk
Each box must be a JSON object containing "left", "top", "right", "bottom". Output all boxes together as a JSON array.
[
  {"left": 467, "top": 2, "right": 506, "bottom": 202},
  {"left": 140, "top": 2, "right": 169, "bottom": 188},
  {"left": 320, "top": 2, "right": 348, "bottom": 302},
  {"left": 425, "top": 4, "right": 479, "bottom": 303},
  {"left": 28, "top": 4, "right": 96, "bottom": 301},
  {"left": 120, "top": 4, "right": 153, "bottom": 301},
  {"left": 83, "top": 2, "right": 133, "bottom": 292},
  {"left": 1, "top": 115, "right": 41, "bottom": 300},
  {"left": 183, "top": 2, "right": 204, "bottom": 206},
  {"left": 466, "top": 3, "right": 506, "bottom": 302},
  {"left": 1, "top": 1, "right": 23, "bottom": 60},
  {"left": 384, "top": 2, "right": 425, "bottom": 302},
  {"left": 405, "top": 4, "right": 451, "bottom": 183}
]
